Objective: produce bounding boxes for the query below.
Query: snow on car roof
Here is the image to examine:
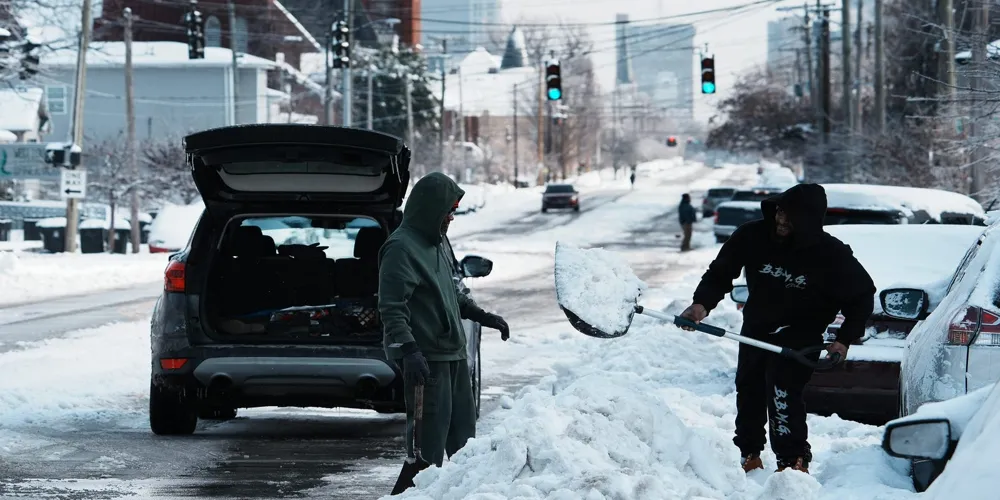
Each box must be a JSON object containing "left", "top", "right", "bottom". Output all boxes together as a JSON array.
[
  {"left": 716, "top": 200, "right": 762, "bottom": 211},
  {"left": 823, "top": 184, "right": 984, "bottom": 220},
  {"left": 826, "top": 225, "right": 986, "bottom": 312},
  {"left": 147, "top": 201, "right": 204, "bottom": 249}
]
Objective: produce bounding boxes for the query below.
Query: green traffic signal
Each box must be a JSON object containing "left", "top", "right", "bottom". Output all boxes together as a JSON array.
[
  {"left": 702, "top": 82, "right": 716, "bottom": 94},
  {"left": 547, "top": 88, "right": 562, "bottom": 100}
]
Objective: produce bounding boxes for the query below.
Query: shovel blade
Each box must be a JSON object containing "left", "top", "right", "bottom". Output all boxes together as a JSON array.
[
  {"left": 553, "top": 242, "right": 645, "bottom": 339},
  {"left": 390, "top": 459, "right": 432, "bottom": 495}
]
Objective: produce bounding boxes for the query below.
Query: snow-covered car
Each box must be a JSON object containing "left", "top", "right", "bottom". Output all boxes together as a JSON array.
[
  {"left": 148, "top": 125, "right": 494, "bottom": 435},
  {"left": 712, "top": 187, "right": 790, "bottom": 243},
  {"left": 882, "top": 380, "right": 999, "bottom": 493},
  {"left": 822, "top": 183, "right": 986, "bottom": 225},
  {"left": 456, "top": 183, "right": 487, "bottom": 214},
  {"left": 888, "top": 221, "right": 1000, "bottom": 423},
  {"left": 734, "top": 225, "right": 985, "bottom": 424},
  {"left": 146, "top": 201, "right": 204, "bottom": 253}
]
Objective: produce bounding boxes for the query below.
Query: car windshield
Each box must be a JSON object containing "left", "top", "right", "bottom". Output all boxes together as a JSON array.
[
  {"left": 239, "top": 215, "right": 381, "bottom": 259},
  {"left": 545, "top": 185, "right": 575, "bottom": 193},
  {"left": 731, "top": 191, "right": 775, "bottom": 202},
  {"left": 708, "top": 188, "right": 735, "bottom": 197}
]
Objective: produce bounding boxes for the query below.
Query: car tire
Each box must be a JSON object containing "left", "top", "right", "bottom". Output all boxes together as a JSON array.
[
  {"left": 149, "top": 381, "right": 198, "bottom": 436},
  {"left": 541, "top": 207, "right": 548, "bottom": 213},
  {"left": 200, "top": 407, "right": 238, "bottom": 421},
  {"left": 573, "top": 206, "right": 580, "bottom": 212}
]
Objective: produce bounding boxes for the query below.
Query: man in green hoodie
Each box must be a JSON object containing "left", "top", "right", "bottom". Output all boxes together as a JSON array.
[{"left": 379, "top": 172, "right": 510, "bottom": 473}]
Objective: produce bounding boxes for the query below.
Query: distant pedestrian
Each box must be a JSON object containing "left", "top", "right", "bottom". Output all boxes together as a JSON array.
[
  {"left": 678, "top": 193, "right": 696, "bottom": 251},
  {"left": 629, "top": 171, "right": 636, "bottom": 189}
]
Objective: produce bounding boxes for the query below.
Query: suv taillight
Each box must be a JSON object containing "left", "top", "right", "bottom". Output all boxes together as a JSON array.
[
  {"left": 164, "top": 261, "right": 186, "bottom": 293},
  {"left": 713, "top": 212, "right": 719, "bottom": 224},
  {"left": 947, "top": 306, "right": 1000, "bottom": 345}
]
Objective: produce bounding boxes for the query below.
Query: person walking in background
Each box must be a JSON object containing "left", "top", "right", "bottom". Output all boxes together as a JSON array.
[
  {"left": 678, "top": 193, "right": 697, "bottom": 252},
  {"left": 630, "top": 170, "right": 636, "bottom": 189}
]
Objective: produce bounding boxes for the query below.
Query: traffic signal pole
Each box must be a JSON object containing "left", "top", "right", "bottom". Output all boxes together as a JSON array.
[{"left": 65, "top": 0, "right": 93, "bottom": 253}]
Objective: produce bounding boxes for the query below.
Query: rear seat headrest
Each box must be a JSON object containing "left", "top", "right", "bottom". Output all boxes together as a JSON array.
[
  {"left": 354, "top": 227, "right": 387, "bottom": 258},
  {"left": 231, "top": 226, "right": 264, "bottom": 257}
]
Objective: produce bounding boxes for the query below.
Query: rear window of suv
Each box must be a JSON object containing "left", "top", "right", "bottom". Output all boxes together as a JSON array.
[
  {"left": 238, "top": 215, "right": 381, "bottom": 260},
  {"left": 707, "top": 188, "right": 735, "bottom": 197},
  {"left": 545, "top": 184, "right": 575, "bottom": 193}
]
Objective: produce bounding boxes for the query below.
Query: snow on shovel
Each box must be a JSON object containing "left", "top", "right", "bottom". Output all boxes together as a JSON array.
[{"left": 553, "top": 242, "right": 842, "bottom": 370}]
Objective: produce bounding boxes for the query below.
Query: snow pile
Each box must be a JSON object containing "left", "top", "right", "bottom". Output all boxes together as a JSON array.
[
  {"left": 0, "top": 321, "right": 149, "bottom": 431},
  {"left": 825, "top": 225, "right": 985, "bottom": 311},
  {"left": 386, "top": 275, "right": 916, "bottom": 500},
  {"left": 553, "top": 242, "right": 646, "bottom": 336},
  {"left": 0, "top": 252, "right": 168, "bottom": 306},
  {"left": 147, "top": 200, "right": 204, "bottom": 250}
]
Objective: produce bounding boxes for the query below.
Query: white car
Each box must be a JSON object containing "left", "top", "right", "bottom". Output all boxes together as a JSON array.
[{"left": 147, "top": 201, "right": 205, "bottom": 253}]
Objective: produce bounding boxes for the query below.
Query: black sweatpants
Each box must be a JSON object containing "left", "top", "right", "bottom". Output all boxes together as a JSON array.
[{"left": 733, "top": 342, "right": 817, "bottom": 461}]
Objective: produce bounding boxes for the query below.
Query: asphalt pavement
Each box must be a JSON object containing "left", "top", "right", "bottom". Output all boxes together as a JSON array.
[{"left": 0, "top": 166, "right": 731, "bottom": 499}]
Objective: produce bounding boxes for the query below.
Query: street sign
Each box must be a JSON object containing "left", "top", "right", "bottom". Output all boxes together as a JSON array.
[
  {"left": 0, "top": 144, "right": 58, "bottom": 180},
  {"left": 60, "top": 169, "right": 87, "bottom": 199}
]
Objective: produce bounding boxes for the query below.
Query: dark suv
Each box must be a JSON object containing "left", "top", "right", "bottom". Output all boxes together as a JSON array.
[
  {"left": 148, "top": 125, "right": 494, "bottom": 435},
  {"left": 541, "top": 184, "right": 579, "bottom": 212}
]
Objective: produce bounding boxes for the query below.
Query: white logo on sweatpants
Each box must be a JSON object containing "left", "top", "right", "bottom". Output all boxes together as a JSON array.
[{"left": 771, "top": 385, "right": 791, "bottom": 436}]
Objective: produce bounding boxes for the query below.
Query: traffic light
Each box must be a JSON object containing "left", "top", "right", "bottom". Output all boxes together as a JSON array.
[
  {"left": 185, "top": 1, "right": 205, "bottom": 60},
  {"left": 19, "top": 42, "right": 40, "bottom": 80},
  {"left": 701, "top": 56, "right": 716, "bottom": 94},
  {"left": 332, "top": 18, "right": 350, "bottom": 69},
  {"left": 667, "top": 136, "right": 677, "bottom": 147},
  {"left": 545, "top": 59, "right": 562, "bottom": 101}
]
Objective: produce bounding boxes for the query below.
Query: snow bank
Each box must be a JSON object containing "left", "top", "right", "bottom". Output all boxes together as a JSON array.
[
  {"left": 0, "top": 321, "right": 149, "bottom": 432},
  {"left": 0, "top": 252, "right": 168, "bottom": 306},
  {"left": 553, "top": 242, "right": 646, "bottom": 336},
  {"left": 389, "top": 258, "right": 917, "bottom": 500},
  {"left": 147, "top": 201, "right": 204, "bottom": 250}
]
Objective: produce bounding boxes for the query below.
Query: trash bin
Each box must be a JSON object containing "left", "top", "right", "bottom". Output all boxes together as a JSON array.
[
  {"left": 112, "top": 229, "right": 131, "bottom": 254},
  {"left": 139, "top": 221, "right": 151, "bottom": 244},
  {"left": 79, "top": 227, "right": 106, "bottom": 254},
  {"left": 35, "top": 217, "right": 67, "bottom": 253},
  {"left": 0, "top": 220, "right": 10, "bottom": 241},
  {"left": 23, "top": 219, "right": 42, "bottom": 241}
]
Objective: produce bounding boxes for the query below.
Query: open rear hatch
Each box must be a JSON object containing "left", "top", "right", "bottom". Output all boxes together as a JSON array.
[{"left": 185, "top": 125, "right": 411, "bottom": 214}]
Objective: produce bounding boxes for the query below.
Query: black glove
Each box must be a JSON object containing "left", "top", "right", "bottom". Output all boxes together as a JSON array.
[
  {"left": 480, "top": 313, "right": 510, "bottom": 341},
  {"left": 400, "top": 342, "right": 430, "bottom": 386}
]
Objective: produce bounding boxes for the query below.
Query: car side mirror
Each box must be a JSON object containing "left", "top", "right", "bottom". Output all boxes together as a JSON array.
[
  {"left": 461, "top": 255, "right": 493, "bottom": 278},
  {"left": 880, "top": 288, "right": 929, "bottom": 320},
  {"left": 730, "top": 285, "right": 749, "bottom": 304},
  {"left": 882, "top": 417, "right": 952, "bottom": 460}
]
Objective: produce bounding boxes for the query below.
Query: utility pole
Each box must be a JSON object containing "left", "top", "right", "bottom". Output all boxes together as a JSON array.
[
  {"left": 341, "top": 0, "right": 353, "bottom": 127},
  {"left": 405, "top": 77, "right": 414, "bottom": 149},
  {"left": 854, "top": 0, "right": 864, "bottom": 133},
  {"left": 937, "top": 0, "right": 956, "bottom": 99},
  {"left": 970, "top": 0, "right": 988, "bottom": 200},
  {"left": 438, "top": 39, "right": 447, "bottom": 170},
  {"left": 65, "top": 0, "right": 94, "bottom": 253},
  {"left": 125, "top": 7, "right": 139, "bottom": 253},
  {"left": 367, "top": 65, "right": 374, "bottom": 130},
  {"left": 325, "top": 27, "right": 333, "bottom": 125},
  {"left": 513, "top": 83, "right": 519, "bottom": 187},
  {"left": 458, "top": 65, "right": 466, "bottom": 181},
  {"left": 227, "top": 0, "right": 239, "bottom": 125},
  {"left": 821, "top": 7, "right": 832, "bottom": 143},
  {"left": 842, "top": 0, "right": 851, "bottom": 131},
  {"left": 874, "top": 0, "right": 885, "bottom": 132},
  {"left": 536, "top": 61, "right": 544, "bottom": 180}
]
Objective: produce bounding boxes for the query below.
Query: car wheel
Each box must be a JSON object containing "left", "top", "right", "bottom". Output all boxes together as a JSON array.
[
  {"left": 199, "top": 407, "right": 238, "bottom": 421},
  {"left": 541, "top": 207, "right": 548, "bottom": 213},
  {"left": 573, "top": 206, "right": 580, "bottom": 212},
  {"left": 149, "top": 381, "right": 198, "bottom": 435}
]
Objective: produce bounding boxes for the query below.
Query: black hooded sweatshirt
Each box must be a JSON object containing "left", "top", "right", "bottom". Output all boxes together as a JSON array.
[{"left": 691, "top": 183, "right": 876, "bottom": 347}]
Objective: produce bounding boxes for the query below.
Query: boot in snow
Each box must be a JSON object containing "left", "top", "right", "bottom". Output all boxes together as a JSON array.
[
  {"left": 776, "top": 457, "right": 809, "bottom": 474},
  {"left": 741, "top": 453, "right": 764, "bottom": 472}
]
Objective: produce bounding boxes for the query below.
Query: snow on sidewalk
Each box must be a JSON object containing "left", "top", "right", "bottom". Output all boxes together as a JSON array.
[
  {"left": 386, "top": 247, "right": 917, "bottom": 500},
  {"left": 0, "top": 252, "right": 169, "bottom": 306}
]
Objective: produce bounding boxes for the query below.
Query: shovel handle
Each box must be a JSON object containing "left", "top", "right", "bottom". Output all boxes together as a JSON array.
[
  {"left": 782, "top": 344, "right": 843, "bottom": 370},
  {"left": 413, "top": 384, "right": 424, "bottom": 461},
  {"left": 672, "top": 316, "right": 727, "bottom": 337}
]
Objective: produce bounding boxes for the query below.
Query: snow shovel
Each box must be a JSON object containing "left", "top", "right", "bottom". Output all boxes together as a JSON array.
[
  {"left": 552, "top": 242, "right": 842, "bottom": 371},
  {"left": 390, "top": 384, "right": 430, "bottom": 495}
]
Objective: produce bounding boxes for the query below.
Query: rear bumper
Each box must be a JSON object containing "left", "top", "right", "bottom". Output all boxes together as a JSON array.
[
  {"left": 805, "top": 359, "right": 900, "bottom": 425},
  {"left": 152, "top": 345, "right": 403, "bottom": 411},
  {"left": 542, "top": 198, "right": 579, "bottom": 208}
]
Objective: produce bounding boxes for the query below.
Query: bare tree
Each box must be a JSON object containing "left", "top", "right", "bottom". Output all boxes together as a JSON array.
[
  {"left": 142, "top": 137, "right": 199, "bottom": 205},
  {"left": 87, "top": 134, "right": 145, "bottom": 252}
]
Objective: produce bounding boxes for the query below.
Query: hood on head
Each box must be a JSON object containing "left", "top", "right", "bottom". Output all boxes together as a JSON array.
[
  {"left": 402, "top": 172, "right": 465, "bottom": 243},
  {"left": 761, "top": 183, "right": 827, "bottom": 243},
  {"left": 681, "top": 193, "right": 691, "bottom": 204}
]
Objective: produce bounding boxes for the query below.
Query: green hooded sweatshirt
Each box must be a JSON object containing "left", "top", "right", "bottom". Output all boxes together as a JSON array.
[{"left": 378, "top": 172, "right": 487, "bottom": 361}]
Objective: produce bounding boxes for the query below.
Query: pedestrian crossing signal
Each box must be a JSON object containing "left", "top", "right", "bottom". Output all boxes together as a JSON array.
[{"left": 701, "top": 57, "right": 716, "bottom": 95}]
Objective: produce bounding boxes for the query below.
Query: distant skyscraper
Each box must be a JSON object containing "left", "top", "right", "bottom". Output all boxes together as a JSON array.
[
  {"left": 615, "top": 14, "right": 634, "bottom": 85},
  {"left": 767, "top": 16, "right": 803, "bottom": 72},
  {"left": 626, "top": 22, "right": 696, "bottom": 122},
  {"left": 420, "top": 0, "right": 501, "bottom": 55}
]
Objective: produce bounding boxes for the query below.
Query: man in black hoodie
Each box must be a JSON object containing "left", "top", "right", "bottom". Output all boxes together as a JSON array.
[{"left": 679, "top": 183, "right": 875, "bottom": 474}]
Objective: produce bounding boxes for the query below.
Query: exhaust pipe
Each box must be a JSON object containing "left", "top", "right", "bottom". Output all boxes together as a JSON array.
[
  {"left": 208, "top": 374, "right": 233, "bottom": 394},
  {"left": 356, "top": 376, "right": 379, "bottom": 400}
]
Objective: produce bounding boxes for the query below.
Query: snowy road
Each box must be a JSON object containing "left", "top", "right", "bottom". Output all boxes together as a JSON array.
[{"left": 0, "top": 162, "right": 750, "bottom": 499}]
